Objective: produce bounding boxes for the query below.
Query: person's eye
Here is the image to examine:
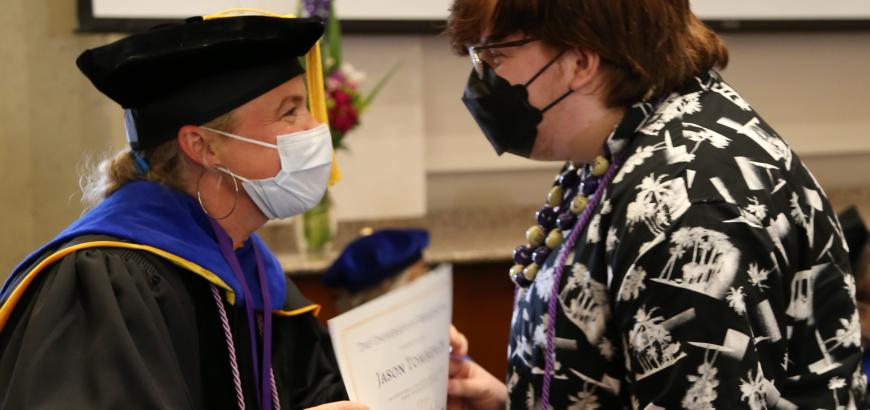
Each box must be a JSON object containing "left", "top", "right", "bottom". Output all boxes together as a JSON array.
[
  {"left": 485, "top": 50, "right": 505, "bottom": 65},
  {"left": 283, "top": 106, "right": 298, "bottom": 118}
]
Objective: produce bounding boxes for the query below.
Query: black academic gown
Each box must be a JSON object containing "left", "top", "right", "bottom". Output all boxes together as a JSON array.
[{"left": 0, "top": 235, "right": 347, "bottom": 410}]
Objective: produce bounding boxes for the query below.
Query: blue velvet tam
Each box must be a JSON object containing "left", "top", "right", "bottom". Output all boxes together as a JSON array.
[{"left": 323, "top": 229, "right": 430, "bottom": 292}]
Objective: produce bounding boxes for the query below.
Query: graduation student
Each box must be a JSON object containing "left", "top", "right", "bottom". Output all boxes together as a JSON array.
[
  {"left": 0, "top": 11, "right": 366, "bottom": 410},
  {"left": 444, "top": 0, "right": 870, "bottom": 409}
]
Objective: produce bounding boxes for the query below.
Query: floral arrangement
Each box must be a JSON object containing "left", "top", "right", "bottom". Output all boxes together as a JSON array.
[
  {"left": 296, "top": 0, "right": 398, "bottom": 255},
  {"left": 301, "top": 0, "right": 398, "bottom": 150}
]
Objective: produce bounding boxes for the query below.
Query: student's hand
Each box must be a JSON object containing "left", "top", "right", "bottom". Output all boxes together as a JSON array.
[
  {"left": 447, "top": 326, "right": 507, "bottom": 410},
  {"left": 304, "top": 401, "right": 369, "bottom": 410},
  {"left": 449, "top": 324, "right": 469, "bottom": 377}
]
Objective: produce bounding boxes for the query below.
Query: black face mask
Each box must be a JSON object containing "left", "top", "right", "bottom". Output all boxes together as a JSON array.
[{"left": 461, "top": 52, "right": 572, "bottom": 158}]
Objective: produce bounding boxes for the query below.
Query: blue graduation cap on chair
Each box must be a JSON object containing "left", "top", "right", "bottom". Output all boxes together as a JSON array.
[{"left": 323, "top": 229, "right": 430, "bottom": 292}]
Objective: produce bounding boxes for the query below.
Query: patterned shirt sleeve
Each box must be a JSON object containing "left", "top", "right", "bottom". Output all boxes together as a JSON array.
[{"left": 611, "top": 200, "right": 865, "bottom": 409}]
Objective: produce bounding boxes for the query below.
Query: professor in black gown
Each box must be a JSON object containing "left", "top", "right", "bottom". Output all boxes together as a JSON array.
[{"left": 0, "top": 12, "right": 365, "bottom": 410}]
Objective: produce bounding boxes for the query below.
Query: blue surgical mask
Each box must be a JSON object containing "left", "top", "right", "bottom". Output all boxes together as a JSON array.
[{"left": 202, "top": 123, "right": 333, "bottom": 220}]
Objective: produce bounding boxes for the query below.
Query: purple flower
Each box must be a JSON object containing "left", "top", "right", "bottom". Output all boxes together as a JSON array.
[
  {"left": 327, "top": 70, "right": 346, "bottom": 84},
  {"left": 302, "top": 0, "right": 331, "bottom": 20}
]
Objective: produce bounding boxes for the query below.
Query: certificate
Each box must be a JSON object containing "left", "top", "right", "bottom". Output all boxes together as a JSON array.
[{"left": 328, "top": 264, "right": 453, "bottom": 410}]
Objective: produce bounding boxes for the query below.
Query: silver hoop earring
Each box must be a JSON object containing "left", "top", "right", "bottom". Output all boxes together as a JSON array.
[{"left": 197, "top": 168, "right": 239, "bottom": 220}]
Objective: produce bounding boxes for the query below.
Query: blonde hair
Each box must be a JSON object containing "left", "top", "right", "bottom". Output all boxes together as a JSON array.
[{"left": 80, "top": 112, "right": 235, "bottom": 208}]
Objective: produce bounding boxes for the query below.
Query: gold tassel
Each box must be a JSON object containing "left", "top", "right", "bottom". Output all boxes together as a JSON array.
[{"left": 305, "top": 41, "right": 342, "bottom": 186}]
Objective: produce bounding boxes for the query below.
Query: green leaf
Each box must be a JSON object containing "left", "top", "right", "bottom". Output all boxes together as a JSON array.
[
  {"left": 325, "top": 1, "right": 342, "bottom": 72},
  {"left": 360, "top": 61, "right": 402, "bottom": 114},
  {"left": 330, "top": 125, "right": 353, "bottom": 151},
  {"left": 302, "top": 192, "right": 334, "bottom": 252}
]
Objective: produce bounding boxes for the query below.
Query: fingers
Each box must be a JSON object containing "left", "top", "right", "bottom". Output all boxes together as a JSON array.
[
  {"left": 448, "top": 325, "right": 471, "bottom": 379},
  {"left": 448, "top": 354, "right": 471, "bottom": 378},
  {"left": 447, "top": 360, "right": 488, "bottom": 398},
  {"left": 450, "top": 324, "right": 468, "bottom": 356},
  {"left": 447, "top": 376, "right": 493, "bottom": 400},
  {"left": 447, "top": 362, "right": 508, "bottom": 409}
]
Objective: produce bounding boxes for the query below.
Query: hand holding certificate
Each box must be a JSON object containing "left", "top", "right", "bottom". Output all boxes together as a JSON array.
[{"left": 328, "top": 265, "right": 453, "bottom": 410}]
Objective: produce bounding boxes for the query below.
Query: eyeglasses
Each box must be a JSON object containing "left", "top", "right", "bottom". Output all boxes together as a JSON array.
[{"left": 467, "top": 37, "right": 539, "bottom": 79}]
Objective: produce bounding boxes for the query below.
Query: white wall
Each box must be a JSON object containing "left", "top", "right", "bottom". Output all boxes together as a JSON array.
[
  {"left": 329, "top": 30, "right": 870, "bottom": 219},
  {"left": 89, "top": 0, "right": 870, "bottom": 21}
]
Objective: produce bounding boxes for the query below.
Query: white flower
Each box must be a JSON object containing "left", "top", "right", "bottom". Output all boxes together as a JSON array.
[
  {"left": 739, "top": 366, "right": 768, "bottom": 410},
  {"left": 614, "top": 145, "right": 656, "bottom": 184},
  {"left": 726, "top": 287, "right": 747, "bottom": 315},
  {"left": 587, "top": 214, "right": 602, "bottom": 244},
  {"left": 833, "top": 312, "right": 861, "bottom": 349},
  {"left": 568, "top": 387, "right": 601, "bottom": 410},
  {"left": 789, "top": 192, "right": 808, "bottom": 229},
  {"left": 534, "top": 265, "right": 556, "bottom": 302},
  {"left": 325, "top": 76, "right": 341, "bottom": 91},
  {"left": 340, "top": 62, "right": 367, "bottom": 83},
  {"left": 324, "top": 56, "right": 336, "bottom": 69},
  {"left": 682, "top": 359, "right": 719, "bottom": 410},
  {"left": 618, "top": 266, "right": 647, "bottom": 301},
  {"left": 844, "top": 274, "right": 857, "bottom": 300},
  {"left": 747, "top": 263, "right": 770, "bottom": 290},
  {"left": 745, "top": 196, "right": 768, "bottom": 221},
  {"left": 606, "top": 227, "right": 618, "bottom": 252},
  {"left": 600, "top": 199, "right": 612, "bottom": 215},
  {"left": 532, "top": 317, "right": 548, "bottom": 347}
]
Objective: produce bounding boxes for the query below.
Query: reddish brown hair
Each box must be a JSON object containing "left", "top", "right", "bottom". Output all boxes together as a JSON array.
[{"left": 445, "top": 0, "right": 729, "bottom": 107}]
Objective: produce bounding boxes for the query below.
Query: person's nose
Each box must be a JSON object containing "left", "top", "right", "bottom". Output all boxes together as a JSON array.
[{"left": 303, "top": 112, "right": 321, "bottom": 131}]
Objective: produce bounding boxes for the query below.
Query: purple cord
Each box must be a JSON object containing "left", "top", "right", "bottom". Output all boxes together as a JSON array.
[
  {"left": 210, "top": 285, "right": 246, "bottom": 409},
  {"left": 539, "top": 154, "right": 623, "bottom": 409},
  {"left": 253, "top": 245, "right": 273, "bottom": 410},
  {"left": 210, "top": 219, "right": 269, "bottom": 410}
]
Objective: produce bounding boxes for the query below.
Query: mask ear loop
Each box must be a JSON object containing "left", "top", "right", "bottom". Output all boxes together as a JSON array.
[
  {"left": 524, "top": 49, "right": 567, "bottom": 87},
  {"left": 197, "top": 165, "right": 239, "bottom": 220},
  {"left": 523, "top": 49, "right": 574, "bottom": 113},
  {"left": 541, "top": 88, "right": 574, "bottom": 113}
]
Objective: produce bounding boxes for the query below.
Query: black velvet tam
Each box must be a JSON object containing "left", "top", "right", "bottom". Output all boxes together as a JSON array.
[{"left": 76, "top": 15, "right": 324, "bottom": 149}]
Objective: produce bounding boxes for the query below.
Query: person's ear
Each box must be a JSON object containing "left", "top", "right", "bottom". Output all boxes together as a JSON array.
[
  {"left": 176, "top": 125, "right": 221, "bottom": 168},
  {"left": 566, "top": 47, "right": 603, "bottom": 93}
]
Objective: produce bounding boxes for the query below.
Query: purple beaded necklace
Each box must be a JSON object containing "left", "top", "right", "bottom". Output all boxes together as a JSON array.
[
  {"left": 510, "top": 153, "right": 613, "bottom": 287},
  {"left": 538, "top": 154, "right": 623, "bottom": 409}
]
